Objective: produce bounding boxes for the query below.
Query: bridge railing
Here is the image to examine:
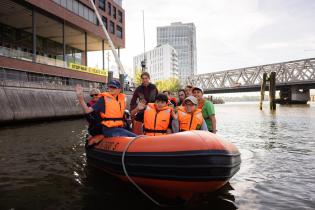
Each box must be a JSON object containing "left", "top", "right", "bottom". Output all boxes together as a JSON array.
[{"left": 188, "top": 58, "right": 315, "bottom": 90}]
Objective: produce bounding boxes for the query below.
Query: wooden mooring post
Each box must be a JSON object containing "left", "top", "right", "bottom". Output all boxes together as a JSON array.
[
  {"left": 269, "top": 72, "right": 276, "bottom": 110},
  {"left": 260, "top": 72, "right": 276, "bottom": 110},
  {"left": 259, "top": 73, "right": 267, "bottom": 110}
]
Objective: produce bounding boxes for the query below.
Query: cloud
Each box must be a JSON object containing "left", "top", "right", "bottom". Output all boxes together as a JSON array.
[{"left": 107, "top": 0, "right": 315, "bottom": 76}]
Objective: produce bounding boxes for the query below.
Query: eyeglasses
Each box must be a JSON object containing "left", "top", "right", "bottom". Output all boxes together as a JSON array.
[
  {"left": 90, "top": 94, "right": 98, "bottom": 97},
  {"left": 179, "top": 94, "right": 185, "bottom": 96}
]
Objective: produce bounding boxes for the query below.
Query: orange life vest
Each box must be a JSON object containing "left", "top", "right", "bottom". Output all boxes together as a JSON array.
[
  {"left": 99, "top": 92, "right": 126, "bottom": 128},
  {"left": 178, "top": 107, "right": 203, "bottom": 131},
  {"left": 198, "top": 99, "right": 205, "bottom": 109},
  {"left": 143, "top": 103, "right": 172, "bottom": 136}
]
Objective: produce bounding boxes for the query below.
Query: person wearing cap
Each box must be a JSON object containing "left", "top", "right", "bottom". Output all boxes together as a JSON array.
[
  {"left": 193, "top": 87, "right": 217, "bottom": 133},
  {"left": 134, "top": 93, "right": 175, "bottom": 136},
  {"left": 172, "top": 96, "right": 208, "bottom": 132},
  {"left": 76, "top": 80, "right": 137, "bottom": 137}
]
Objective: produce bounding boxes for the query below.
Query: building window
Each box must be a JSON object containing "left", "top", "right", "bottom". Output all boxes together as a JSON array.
[
  {"left": 109, "top": 21, "right": 115, "bottom": 34},
  {"left": 99, "top": 0, "right": 105, "bottom": 10},
  {"left": 61, "top": 0, "right": 66, "bottom": 7},
  {"left": 107, "top": 2, "right": 112, "bottom": 15},
  {"left": 79, "top": 3, "right": 84, "bottom": 17},
  {"left": 102, "top": 16, "right": 108, "bottom": 29},
  {"left": 53, "top": 0, "right": 97, "bottom": 24},
  {"left": 84, "top": 7, "right": 89, "bottom": 20},
  {"left": 116, "top": 25, "right": 122, "bottom": 38},
  {"left": 66, "top": 0, "right": 73, "bottom": 11},
  {"left": 73, "top": 0, "right": 79, "bottom": 13},
  {"left": 113, "top": 6, "right": 116, "bottom": 19},
  {"left": 118, "top": 10, "right": 123, "bottom": 23},
  {"left": 88, "top": 9, "right": 96, "bottom": 23}
]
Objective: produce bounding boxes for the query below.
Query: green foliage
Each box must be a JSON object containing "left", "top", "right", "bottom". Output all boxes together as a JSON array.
[
  {"left": 134, "top": 69, "right": 142, "bottom": 86},
  {"left": 155, "top": 77, "right": 181, "bottom": 93}
]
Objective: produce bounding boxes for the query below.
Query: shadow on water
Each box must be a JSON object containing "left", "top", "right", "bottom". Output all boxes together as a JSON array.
[{"left": 79, "top": 165, "right": 237, "bottom": 210}]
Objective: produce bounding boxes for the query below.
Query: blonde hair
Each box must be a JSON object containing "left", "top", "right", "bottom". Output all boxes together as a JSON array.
[{"left": 89, "top": 88, "right": 100, "bottom": 95}]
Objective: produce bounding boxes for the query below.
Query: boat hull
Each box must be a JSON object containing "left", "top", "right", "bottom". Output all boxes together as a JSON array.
[{"left": 85, "top": 131, "right": 241, "bottom": 200}]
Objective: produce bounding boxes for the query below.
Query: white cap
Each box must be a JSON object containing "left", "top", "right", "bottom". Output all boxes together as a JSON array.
[
  {"left": 184, "top": 96, "right": 198, "bottom": 105},
  {"left": 192, "top": 86, "right": 203, "bottom": 93}
]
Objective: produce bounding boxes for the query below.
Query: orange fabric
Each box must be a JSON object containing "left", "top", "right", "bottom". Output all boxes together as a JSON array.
[
  {"left": 178, "top": 108, "right": 203, "bottom": 131},
  {"left": 132, "top": 120, "right": 143, "bottom": 135},
  {"left": 197, "top": 99, "right": 205, "bottom": 109},
  {"left": 143, "top": 103, "right": 172, "bottom": 136},
  {"left": 99, "top": 92, "right": 126, "bottom": 128}
]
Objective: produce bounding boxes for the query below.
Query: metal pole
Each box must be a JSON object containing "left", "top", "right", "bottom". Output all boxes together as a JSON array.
[
  {"left": 62, "top": 20, "right": 66, "bottom": 62},
  {"left": 32, "top": 9, "right": 36, "bottom": 63},
  {"left": 142, "top": 10, "right": 146, "bottom": 57},
  {"left": 107, "top": 51, "right": 110, "bottom": 73},
  {"left": 89, "top": 0, "right": 125, "bottom": 75},
  {"left": 141, "top": 10, "right": 146, "bottom": 72},
  {"left": 84, "top": 32, "right": 87, "bottom": 66},
  {"left": 102, "top": 40, "right": 105, "bottom": 70}
]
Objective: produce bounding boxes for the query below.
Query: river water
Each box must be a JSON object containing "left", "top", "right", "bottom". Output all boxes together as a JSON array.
[{"left": 0, "top": 102, "right": 314, "bottom": 210}]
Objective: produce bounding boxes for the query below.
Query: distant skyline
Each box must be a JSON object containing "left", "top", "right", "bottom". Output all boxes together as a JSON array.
[{"left": 90, "top": 0, "right": 315, "bottom": 78}]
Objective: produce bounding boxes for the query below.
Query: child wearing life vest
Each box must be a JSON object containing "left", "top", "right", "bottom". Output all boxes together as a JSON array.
[
  {"left": 134, "top": 93, "right": 176, "bottom": 136},
  {"left": 163, "top": 90, "right": 177, "bottom": 107},
  {"left": 76, "top": 80, "right": 137, "bottom": 138},
  {"left": 172, "top": 96, "right": 208, "bottom": 132}
]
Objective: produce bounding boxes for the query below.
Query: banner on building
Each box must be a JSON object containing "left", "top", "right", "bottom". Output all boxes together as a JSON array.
[{"left": 69, "top": 63, "right": 108, "bottom": 76}]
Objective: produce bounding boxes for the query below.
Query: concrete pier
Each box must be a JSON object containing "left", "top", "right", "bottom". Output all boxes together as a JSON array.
[{"left": 279, "top": 86, "right": 310, "bottom": 104}]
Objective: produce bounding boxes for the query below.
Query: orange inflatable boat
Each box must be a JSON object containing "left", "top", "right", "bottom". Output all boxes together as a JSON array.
[{"left": 85, "top": 131, "right": 241, "bottom": 201}]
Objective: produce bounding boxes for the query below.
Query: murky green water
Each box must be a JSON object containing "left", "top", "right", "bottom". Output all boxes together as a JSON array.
[{"left": 0, "top": 102, "right": 314, "bottom": 210}]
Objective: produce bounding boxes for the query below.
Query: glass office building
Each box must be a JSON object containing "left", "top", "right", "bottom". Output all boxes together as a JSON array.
[{"left": 157, "top": 22, "right": 196, "bottom": 85}]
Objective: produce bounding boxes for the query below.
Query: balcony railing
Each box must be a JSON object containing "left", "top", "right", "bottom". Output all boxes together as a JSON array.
[{"left": 0, "top": 46, "right": 67, "bottom": 68}]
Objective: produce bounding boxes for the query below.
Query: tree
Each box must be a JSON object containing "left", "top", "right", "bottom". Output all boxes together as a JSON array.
[
  {"left": 155, "top": 77, "right": 181, "bottom": 93},
  {"left": 134, "top": 69, "right": 142, "bottom": 86}
]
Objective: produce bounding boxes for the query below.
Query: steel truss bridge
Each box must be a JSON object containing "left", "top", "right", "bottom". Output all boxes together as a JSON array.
[{"left": 188, "top": 58, "right": 315, "bottom": 94}]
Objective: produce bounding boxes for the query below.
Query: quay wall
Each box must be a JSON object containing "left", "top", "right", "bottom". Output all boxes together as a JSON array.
[
  {"left": 0, "top": 80, "right": 133, "bottom": 123},
  {"left": 0, "top": 80, "right": 85, "bottom": 123}
]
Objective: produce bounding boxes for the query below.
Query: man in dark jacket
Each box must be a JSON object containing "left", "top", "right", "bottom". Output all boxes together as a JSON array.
[
  {"left": 130, "top": 72, "right": 158, "bottom": 115},
  {"left": 130, "top": 72, "right": 158, "bottom": 135}
]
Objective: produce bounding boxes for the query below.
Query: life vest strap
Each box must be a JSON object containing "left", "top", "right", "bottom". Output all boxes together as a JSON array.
[
  {"left": 102, "top": 118, "right": 124, "bottom": 121},
  {"left": 144, "top": 128, "right": 167, "bottom": 133}
]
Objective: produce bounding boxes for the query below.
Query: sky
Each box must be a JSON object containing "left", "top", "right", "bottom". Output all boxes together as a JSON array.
[{"left": 90, "top": 0, "right": 315, "bottom": 80}]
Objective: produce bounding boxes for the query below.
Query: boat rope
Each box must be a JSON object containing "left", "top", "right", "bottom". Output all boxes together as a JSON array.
[{"left": 121, "top": 135, "right": 166, "bottom": 207}]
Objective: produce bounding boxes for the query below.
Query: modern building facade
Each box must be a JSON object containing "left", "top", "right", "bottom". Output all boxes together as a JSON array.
[
  {"left": 157, "top": 22, "right": 196, "bottom": 85},
  {"left": 0, "top": 0, "right": 125, "bottom": 87},
  {"left": 133, "top": 44, "right": 178, "bottom": 83},
  {"left": 112, "top": 0, "right": 122, "bottom": 6}
]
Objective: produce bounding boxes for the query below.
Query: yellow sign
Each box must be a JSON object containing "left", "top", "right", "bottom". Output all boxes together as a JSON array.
[{"left": 69, "top": 63, "right": 108, "bottom": 76}]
